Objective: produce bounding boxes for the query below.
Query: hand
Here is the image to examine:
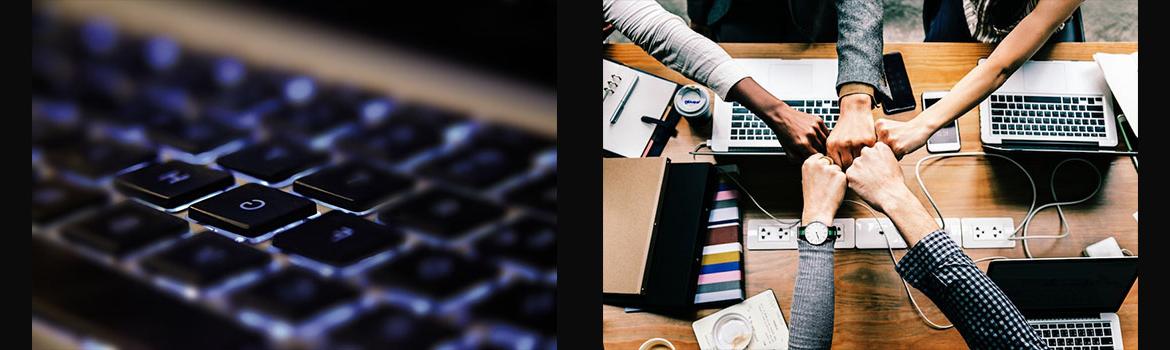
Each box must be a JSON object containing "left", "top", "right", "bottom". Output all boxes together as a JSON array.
[
  {"left": 875, "top": 117, "right": 934, "bottom": 159},
  {"left": 844, "top": 142, "right": 911, "bottom": 212},
  {"left": 801, "top": 153, "right": 846, "bottom": 225},
  {"left": 845, "top": 142, "right": 940, "bottom": 246},
  {"left": 727, "top": 78, "right": 828, "bottom": 162},
  {"left": 763, "top": 104, "right": 830, "bottom": 162},
  {"left": 825, "top": 94, "right": 877, "bottom": 168}
]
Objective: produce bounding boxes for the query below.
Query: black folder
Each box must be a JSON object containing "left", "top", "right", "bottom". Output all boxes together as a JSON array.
[{"left": 603, "top": 162, "right": 716, "bottom": 312}]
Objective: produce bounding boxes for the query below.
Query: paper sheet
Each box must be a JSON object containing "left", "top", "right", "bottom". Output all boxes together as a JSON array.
[
  {"left": 602, "top": 59, "right": 677, "bottom": 157},
  {"left": 1094, "top": 52, "right": 1138, "bottom": 136},
  {"left": 693, "top": 289, "right": 789, "bottom": 350}
]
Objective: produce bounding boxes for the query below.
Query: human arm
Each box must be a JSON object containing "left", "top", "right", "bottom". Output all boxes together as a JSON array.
[
  {"left": 876, "top": 0, "right": 1084, "bottom": 157},
  {"left": 788, "top": 154, "right": 846, "bottom": 349},
  {"left": 845, "top": 143, "right": 1049, "bottom": 348}
]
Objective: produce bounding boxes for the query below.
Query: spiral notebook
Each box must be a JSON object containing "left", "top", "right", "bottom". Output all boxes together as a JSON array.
[{"left": 602, "top": 59, "right": 680, "bottom": 158}]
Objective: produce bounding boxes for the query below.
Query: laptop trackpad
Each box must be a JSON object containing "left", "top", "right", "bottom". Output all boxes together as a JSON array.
[
  {"left": 1022, "top": 62, "right": 1068, "bottom": 91},
  {"left": 769, "top": 64, "right": 812, "bottom": 96}
]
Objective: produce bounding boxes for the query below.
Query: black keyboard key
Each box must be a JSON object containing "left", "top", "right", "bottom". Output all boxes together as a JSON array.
[
  {"left": 44, "top": 140, "right": 156, "bottom": 179},
  {"left": 61, "top": 202, "right": 188, "bottom": 257},
  {"left": 1024, "top": 96, "right": 1061, "bottom": 103},
  {"left": 782, "top": 100, "right": 805, "bottom": 107},
  {"left": 992, "top": 109, "right": 1004, "bottom": 116},
  {"left": 418, "top": 129, "right": 543, "bottom": 188},
  {"left": 141, "top": 232, "right": 273, "bottom": 288},
  {"left": 32, "top": 237, "right": 267, "bottom": 349},
  {"left": 32, "top": 180, "right": 107, "bottom": 224},
  {"left": 328, "top": 306, "right": 461, "bottom": 350},
  {"left": 217, "top": 142, "right": 327, "bottom": 183},
  {"left": 1087, "top": 105, "right": 1103, "bottom": 111},
  {"left": 232, "top": 268, "right": 360, "bottom": 323},
  {"left": 471, "top": 281, "right": 555, "bottom": 334},
  {"left": 474, "top": 217, "right": 556, "bottom": 268},
  {"left": 188, "top": 183, "right": 316, "bottom": 239},
  {"left": 378, "top": 188, "right": 504, "bottom": 239},
  {"left": 338, "top": 121, "right": 447, "bottom": 163},
  {"left": 273, "top": 211, "right": 405, "bottom": 268},
  {"left": 504, "top": 172, "right": 557, "bottom": 211},
  {"left": 991, "top": 103, "right": 1007, "bottom": 109},
  {"left": 367, "top": 246, "right": 499, "bottom": 299},
  {"left": 115, "top": 161, "right": 234, "bottom": 210},
  {"left": 293, "top": 163, "right": 413, "bottom": 212},
  {"left": 149, "top": 119, "right": 244, "bottom": 155}
]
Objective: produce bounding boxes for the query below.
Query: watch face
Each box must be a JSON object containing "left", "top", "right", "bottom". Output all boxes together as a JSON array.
[{"left": 805, "top": 223, "right": 828, "bottom": 245}]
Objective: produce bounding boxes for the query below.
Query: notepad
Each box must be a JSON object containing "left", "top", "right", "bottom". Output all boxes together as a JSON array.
[
  {"left": 693, "top": 289, "right": 789, "bottom": 350},
  {"left": 603, "top": 59, "right": 678, "bottom": 157}
]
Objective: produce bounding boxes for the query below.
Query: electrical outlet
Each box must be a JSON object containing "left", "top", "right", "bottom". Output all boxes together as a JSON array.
[
  {"left": 832, "top": 218, "right": 855, "bottom": 249},
  {"left": 746, "top": 217, "right": 798, "bottom": 250},
  {"left": 855, "top": 218, "right": 907, "bottom": 249},
  {"left": 936, "top": 218, "right": 962, "bottom": 246},
  {"left": 961, "top": 217, "right": 1016, "bottom": 248}
]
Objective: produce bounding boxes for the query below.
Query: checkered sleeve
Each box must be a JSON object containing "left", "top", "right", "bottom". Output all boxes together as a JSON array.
[{"left": 896, "top": 231, "right": 1048, "bottom": 349}]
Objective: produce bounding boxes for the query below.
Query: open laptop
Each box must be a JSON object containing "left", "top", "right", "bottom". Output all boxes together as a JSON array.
[
  {"left": 987, "top": 256, "right": 1137, "bottom": 350},
  {"left": 710, "top": 59, "right": 839, "bottom": 154},
  {"left": 979, "top": 60, "right": 1121, "bottom": 153}
]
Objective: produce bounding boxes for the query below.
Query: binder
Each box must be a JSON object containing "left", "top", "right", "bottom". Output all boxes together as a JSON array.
[
  {"left": 603, "top": 157, "right": 717, "bottom": 312},
  {"left": 603, "top": 59, "right": 681, "bottom": 158}
]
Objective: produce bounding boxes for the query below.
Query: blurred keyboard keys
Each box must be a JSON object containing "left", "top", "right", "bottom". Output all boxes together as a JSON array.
[
  {"left": 327, "top": 306, "right": 461, "bottom": 350},
  {"left": 366, "top": 246, "right": 499, "bottom": 300},
  {"left": 293, "top": 163, "right": 412, "bottom": 212},
  {"left": 43, "top": 140, "right": 155, "bottom": 179},
  {"left": 61, "top": 202, "right": 188, "bottom": 257},
  {"left": 141, "top": 232, "right": 273, "bottom": 288},
  {"left": 188, "top": 183, "right": 316, "bottom": 239},
  {"left": 114, "top": 160, "right": 233, "bottom": 210},
  {"left": 218, "top": 142, "right": 327, "bottom": 184},
  {"left": 273, "top": 211, "right": 404, "bottom": 268},
  {"left": 149, "top": 119, "right": 245, "bottom": 155},
  {"left": 418, "top": 125, "right": 550, "bottom": 189},
  {"left": 504, "top": 172, "right": 557, "bottom": 212},
  {"left": 377, "top": 188, "right": 503, "bottom": 239},
  {"left": 472, "top": 282, "right": 555, "bottom": 334},
  {"left": 32, "top": 237, "right": 268, "bottom": 349},
  {"left": 473, "top": 217, "right": 555, "bottom": 269},
  {"left": 32, "top": 179, "right": 108, "bottom": 224},
  {"left": 232, "top": 268, "right": 360, "bottom": 323}
]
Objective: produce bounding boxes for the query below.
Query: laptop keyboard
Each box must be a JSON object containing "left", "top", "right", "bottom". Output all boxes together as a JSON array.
[
  {"left": 32, "top": 12, "right": 555, "bottom": 350},
  {"left": 987, "top": 94, "right": 1109, "bottom": 140},
  {"left": 1031, "top": 320, "right": 1116, "bottom": 350},
  {"left": 729, "top": 100, "right": 839, "bottom": 141}
]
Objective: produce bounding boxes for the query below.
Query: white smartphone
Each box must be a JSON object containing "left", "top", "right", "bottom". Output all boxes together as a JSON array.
[{"left": 923, "top": 91, "right": 961, "bottom": 153}]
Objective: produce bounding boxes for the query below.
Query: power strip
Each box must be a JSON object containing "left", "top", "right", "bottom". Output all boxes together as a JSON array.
[{"left": 745, "top": 217, "right": 1019, "bottom": 250}]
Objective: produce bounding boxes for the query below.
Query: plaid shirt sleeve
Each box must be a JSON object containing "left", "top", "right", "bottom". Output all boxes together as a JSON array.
[{"left": 896, "top": 231, "right": 1049, "bottom": 349}]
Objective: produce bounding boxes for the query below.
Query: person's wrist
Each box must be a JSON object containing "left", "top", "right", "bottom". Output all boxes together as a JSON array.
[
  {"left": 801, "top": 210, "right": 834, "bottom": 227},
  {"left": 839, "top": 93, "right": 873, "bottom": 114},
  {"left": 881, "top": 193, "right": 939, "bottom": 246}
]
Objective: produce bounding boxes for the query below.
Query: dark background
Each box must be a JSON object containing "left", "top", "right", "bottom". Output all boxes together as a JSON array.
[{"left": 242, "top": 0, "right": 557, "bottom": 89}]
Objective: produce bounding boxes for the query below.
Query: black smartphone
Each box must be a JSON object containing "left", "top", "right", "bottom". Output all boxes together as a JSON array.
[
  {"left": 880, "top": 52, "right": 916, "bottom": 115},
  {"left": 922, "top": 91, "right": 961, "bottom": 153}
]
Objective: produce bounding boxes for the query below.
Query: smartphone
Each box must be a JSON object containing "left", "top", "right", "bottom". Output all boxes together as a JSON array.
[
  {"left": 880, "top": 52, "right": 916, "bottom": 115},
  {"left": 923, "top": 91, "right": 961, "bottom": 153}
]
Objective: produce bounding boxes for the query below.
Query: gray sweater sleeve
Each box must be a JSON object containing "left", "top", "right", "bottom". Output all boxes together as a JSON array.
[
  {"left": 602, "top": 0, "right": 749, "bottom": 99},
  {"left": 788, "top": 240, "right": 835, "bottom": 349},
  {"left": 835, "top": 0, "right": 891, "bottom": 100}
]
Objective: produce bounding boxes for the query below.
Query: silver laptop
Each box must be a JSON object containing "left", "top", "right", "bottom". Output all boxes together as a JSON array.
[
  {"left": 987, "top": 256, "right": 1137, "bottom": 350},
  {"left": 979, "top": 60, "right": 1119, "bottom": 151},
  {"left": 710, "top": 59, "right": 839, "bottom": 153}
]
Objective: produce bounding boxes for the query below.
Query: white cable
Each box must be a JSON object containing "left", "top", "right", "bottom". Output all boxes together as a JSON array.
[
  {"left": 717, "top": 168, "right": 799, "bottom": 229},
  {"left": 914, "top": 152, "right": 1103, "bottom": 258},
  {"left": 846, "top": 199, "right": 1007, "bottom": 330}
]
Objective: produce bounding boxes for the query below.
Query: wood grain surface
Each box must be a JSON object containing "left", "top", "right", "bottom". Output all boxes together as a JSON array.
[{"left": 603, "top": 42, "right": 1138, "bottom": 350}]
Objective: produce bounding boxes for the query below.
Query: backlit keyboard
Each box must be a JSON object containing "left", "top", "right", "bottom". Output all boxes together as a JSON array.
[
  {"left": 729, "top": 100, "right": 838, "bottom": 141},
  {"left": 987, "top": 93, "right": 1109, "bottom": 140},
  {"left": 32, "top": 10, "right": 556, "bottom": 350}
]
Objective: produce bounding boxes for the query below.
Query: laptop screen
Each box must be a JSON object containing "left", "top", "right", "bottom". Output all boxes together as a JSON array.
[{"left": 987, "top": 257, "right": 1137, "bottom": 318}]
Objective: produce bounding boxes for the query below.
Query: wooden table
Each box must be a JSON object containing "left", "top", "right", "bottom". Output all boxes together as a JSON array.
[{"left": 603, "top": 42, "right": 1139, "bottom": 349}]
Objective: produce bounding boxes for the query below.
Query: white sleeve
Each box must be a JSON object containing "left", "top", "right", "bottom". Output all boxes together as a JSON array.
[{"left": 603, "top": 0, "right": 748, "bottom": 99}]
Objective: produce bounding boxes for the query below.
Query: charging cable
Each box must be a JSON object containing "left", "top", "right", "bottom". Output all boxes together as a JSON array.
[{"left": 914, "top": 153, "right": 1103, "bottom": 258}]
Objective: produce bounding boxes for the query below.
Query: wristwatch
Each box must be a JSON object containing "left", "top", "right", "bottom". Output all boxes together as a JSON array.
[{"left": 798, "top": 221, "right": 841, "bottom": 245}]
